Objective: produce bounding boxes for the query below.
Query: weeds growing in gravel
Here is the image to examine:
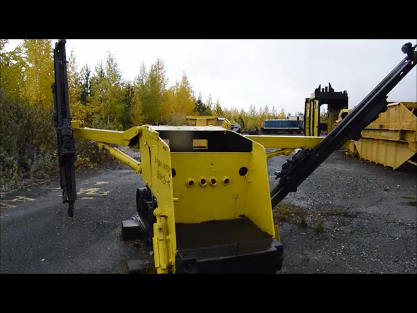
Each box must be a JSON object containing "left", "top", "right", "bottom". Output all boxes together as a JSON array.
[
  {"left": 273, "top": 203, "right": 307, "bottom": 223},
  {"left": 273, "top": 203, "right": 293, "bottom": 222},
  {"left": 300, "top": 214, "right": 308, "bottom": 228},
  {"left": 314, "top": 221, "right": 325, "bottom": 234}
]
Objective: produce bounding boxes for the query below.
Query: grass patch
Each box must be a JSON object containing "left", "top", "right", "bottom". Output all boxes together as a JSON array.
[
  {"left": 273, "top": 203, "right": 294, "bottom": 222},
  {"left": 273, "top": 203, "right": 307, "bottom": 223},
  {"left": 299, "top": 213, "right": 308, "bottom": 228},
  {"left": 403, "top": 195, "right": 416, "bottom": 200},
  {"left": 314, "top": 221, "right": 325, "bottom": 234},
  {"left": 119, "top": 263, "right": 129, "bottom": 274}
]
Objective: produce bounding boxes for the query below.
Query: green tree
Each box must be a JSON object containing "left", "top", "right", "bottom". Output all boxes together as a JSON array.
[
  {"left": 120, "top": 82, "right": 134, "bottom": 129},
  {"left": 238, "top": 108, "right": 247, "bottom": 129},
  {"left": 246, "top": 105, "right": 258, "bottom": 129},
  {"left": 270, "top": 106, "right": 278, "bottom": 118},
  {"left": 206, "top": 93, "right": 213, "bottom": 113},
  {"left": 88, "top": 61, "right": 107, "bottom": 127},
  {"left": 320, "top": 111, "right": 328, "bottom": 123},
  {"left": 131, "top": 63, "right": 147, "bottom": 126},
  {"left": 87, "top": 53, "right": 124, "bottom": 129},
  {"left": 141, "top": 58, "right": 167, "bottom": 124},
  {"left": 277, "top": 108, "right": 286, "bottom": 119},
  {"left": 20, "top": 39, "right": 54, "bottom": 107},
  {"left": 66, "top": 50, "right": 85, "bottom": 121},
  {"left": 175, "top": 73, "right": 195, "bottom": 114},
  {"left": 214, "top": 99, "right": 223, "bottom": 116},
  {"left": 160, "top": 72, "right": 195, "bottom": 125},
  {"left": 79, "top": 64, "right": 92, "bottom": 106},
  {"left": 0, "top": 40, "right": 25, "bottom": 100},
  {"left": 193, "top": 92, "right": 210, "bottom": 115},
  {"left": 104, "top": 52, "right": 124, "bottom": 128}
]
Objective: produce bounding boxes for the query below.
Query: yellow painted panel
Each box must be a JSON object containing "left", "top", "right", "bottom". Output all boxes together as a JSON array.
[
  {"left": 313, "top": 100, "right": 319, "bottom": 136},
  {"left": 171, "top": 152, "right": 252, "bottom": 223},
  {"left": 305, "top": 100, "right": 311, "bottom": 136},
  {"left": 355, "top": 138, "right": 416, "bottom": 170},
  {"left": 245, "top": 142, "right": 275, "bottom": 236},
  {"left": 366, "top": 102, "right": 417, "bottom": 131},
  {"left": 351, "top": 102, "right": 417, "bottom": 170},
  {"left": 139, "top": 127, "right": 176, "bottom": 272}
]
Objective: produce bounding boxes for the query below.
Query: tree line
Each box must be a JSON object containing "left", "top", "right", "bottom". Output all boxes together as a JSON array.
[{"left": 0, "top": 39, "right": 288, "bottom": 190}]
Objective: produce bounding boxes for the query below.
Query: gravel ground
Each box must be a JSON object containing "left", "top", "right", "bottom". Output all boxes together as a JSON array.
[
  {"left": 1, "top": 145, "right": 415, "bottom": 274},
  {"left": 268, "top": 149, "right": 416, "bottom": 274}
]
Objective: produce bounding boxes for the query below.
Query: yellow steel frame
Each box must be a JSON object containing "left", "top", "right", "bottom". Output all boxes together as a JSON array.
[
  {"left": 332, "top": 109, "right": 351, "bottom": 129},
  {"left": 97, "top": 143, "right": 142, "bottom": 174},
  {"left": 304, "top": 99, "right": 320, "bottom": 136},
  {"left": 72, "top": 121, "right": 348, "bottom": 153},
  {"left": 246, "top": 135, "right": 350, "bottom": 150},
  {"left": 266, "top": 149, "right": 294, "bottom": 159},
  {"left": 186, "top": 115, "right": 231, "bottom": 129},
  {"left": 70, "top": 120, "right": 346, "bottom": 273},
  {"left": 313, "top": 100, "right": 319, "bottom": 136},
  {"left": 140, "top": 127, "right": 176, "bottom": 274},
  {"left": 71, "top": 121, "right": 142, "bottom": 146}
]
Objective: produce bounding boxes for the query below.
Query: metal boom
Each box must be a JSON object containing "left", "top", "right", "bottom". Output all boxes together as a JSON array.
[{"left": 52, "top": 39, "right": 77, "bottom": 217}]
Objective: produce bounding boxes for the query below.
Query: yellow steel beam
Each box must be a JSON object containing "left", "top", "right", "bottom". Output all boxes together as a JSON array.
[
  {"left": 71, "top": 121, "right": 142, "bottom": 146},
  {"left": 266, "top": 149, "right": 294, "bottom": 159},
  {"left": 96, "top": 142, "right": 142, "bottom": 174},
  {"left": 246, "top": 135, "right": 349, "bottom": 150},
  {"left": 246, "top": 135, "right": 322, "bottom": 149}
]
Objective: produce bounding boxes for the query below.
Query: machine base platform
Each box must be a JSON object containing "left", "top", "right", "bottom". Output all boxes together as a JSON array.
[{"left": 175, "top": 217, "right": 283, "bottom": 274}]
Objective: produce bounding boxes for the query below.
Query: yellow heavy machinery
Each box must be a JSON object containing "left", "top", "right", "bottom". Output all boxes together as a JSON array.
[
  {"left": 52, "top": 39, "right": 417, "bottom": 274},
  {"left": 186, "top": 115, "right": 231, "bottom": 129},
  {"left": 332, "top": 109, "right": 351, "bottom": 130},
  {"left": 185, "top": 115, "right": 244, "bottom": 133},
  {"left": 304, "top": 83, "right": 348, "bottom": 136},
  {"left": 303, "top": 84, "right": 417, "bottom": 171},
  {"left": 347, "top": 102, "right": 417, "bottom": 170}
]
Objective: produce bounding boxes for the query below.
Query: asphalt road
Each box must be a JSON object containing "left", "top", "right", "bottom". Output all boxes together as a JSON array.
[
  {"left": 1, "top": 148, "right": 416, "bottom": 274},
  {"left": 0, "top": 167, "right": 145, "bottom": 274}
]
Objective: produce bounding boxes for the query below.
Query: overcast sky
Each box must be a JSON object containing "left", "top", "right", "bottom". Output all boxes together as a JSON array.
[{"left": 5, "top": 39, "right": 417, "bottom": 114}]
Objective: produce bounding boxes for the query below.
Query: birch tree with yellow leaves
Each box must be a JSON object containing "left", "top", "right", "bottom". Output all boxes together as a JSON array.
[{"left": 20, "top": 39, "right": 54, "bottom": 107}]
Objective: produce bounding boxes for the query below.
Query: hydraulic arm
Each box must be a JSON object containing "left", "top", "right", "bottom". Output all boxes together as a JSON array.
[
  {"left": 270, "top": 42, "right": 417, "bottom": 209},
  {"left": 52, "top": 39, "right": 77, "bottom": 217}
]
